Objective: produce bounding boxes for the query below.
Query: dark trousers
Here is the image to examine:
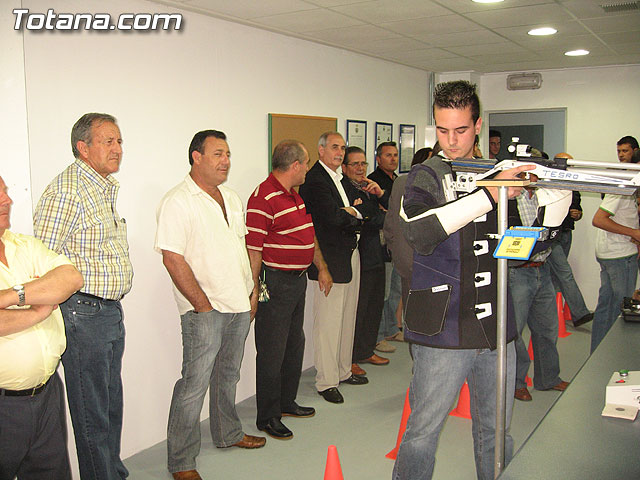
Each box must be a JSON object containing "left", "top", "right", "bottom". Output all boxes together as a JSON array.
[
  {"left": 255, "top": 267, "right": 307, "bottom": 428},
  {"left": 352, "top": 266, "right": 385, "bottom": 362},
  {"left": 0, "top": 371, "right": 71, "bottom": 480}
]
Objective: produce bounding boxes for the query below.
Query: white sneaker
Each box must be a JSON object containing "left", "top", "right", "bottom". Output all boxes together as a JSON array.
[
  {"left": 386, "top": 331, "right": 404, "bottom": 342},
  {"left": 375, "top": 340, "right": 396, "bottom": 353}
]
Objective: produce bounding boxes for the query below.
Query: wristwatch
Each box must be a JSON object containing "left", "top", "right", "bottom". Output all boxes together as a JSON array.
[{"left": 12, "top": 285, "right": 25, "bottom": 306}]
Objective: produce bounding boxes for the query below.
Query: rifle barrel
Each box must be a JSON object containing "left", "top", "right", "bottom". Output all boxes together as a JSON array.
[{"left": 567, "top": 159, "right": 640, "bottom": 171}]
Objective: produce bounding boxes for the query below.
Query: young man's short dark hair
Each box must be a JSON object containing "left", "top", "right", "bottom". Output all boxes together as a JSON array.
[{"left": 433, "top": 80, "right": 480, "bottom": 124}]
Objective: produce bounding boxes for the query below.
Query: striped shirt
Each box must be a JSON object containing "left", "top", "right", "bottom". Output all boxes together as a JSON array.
[
  {"left": 246, "top": 174, "right": 315, "bottom": 270},
  {"left": 33, "top": 159, "right": 133, "bottom": 300}
]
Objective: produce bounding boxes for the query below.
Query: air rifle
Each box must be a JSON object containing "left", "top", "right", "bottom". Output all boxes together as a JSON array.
[{"left": 446, "top": 140, "right": 640, "bottom": 196}]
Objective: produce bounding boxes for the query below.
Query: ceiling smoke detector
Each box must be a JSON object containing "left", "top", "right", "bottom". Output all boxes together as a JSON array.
[
  {"left": 600, "top": 2, "right": 639, "bottom": 13},
  {"left": 506, "top": 73, "right": 542, "bottom": 90}
]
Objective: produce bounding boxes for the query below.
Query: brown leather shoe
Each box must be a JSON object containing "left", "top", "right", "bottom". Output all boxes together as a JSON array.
[
  {"left": 551, "top": 380, "right": 569, "bottom": 392},
  {"left": 351, "top": 363, "right": 367, "bottom": 376},
  {"left": 172, "top": 470, "right": 202, "bottom": 480},
  {"left": 360, "top": 354, "right": 390, "bottom": 365},
  {"left": 231, "top": 434, "right": 266, "bottom": 449},
  {"left": 514, "top": 387, "right": 532, "bottom": 401}
]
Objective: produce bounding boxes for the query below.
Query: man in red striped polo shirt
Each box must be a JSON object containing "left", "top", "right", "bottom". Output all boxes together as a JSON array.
[{"left": 246, "top": 139, "right": 332, "bottom": 440}]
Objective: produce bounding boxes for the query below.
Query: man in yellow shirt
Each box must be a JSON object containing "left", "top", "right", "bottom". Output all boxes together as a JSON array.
[{"left": 0, "top": 175, "right": 83, "bottom": 480}]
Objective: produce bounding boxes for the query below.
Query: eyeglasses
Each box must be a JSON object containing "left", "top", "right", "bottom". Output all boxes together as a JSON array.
[{"left": 347, "top": 162, "right": 368, "bottom": 167}]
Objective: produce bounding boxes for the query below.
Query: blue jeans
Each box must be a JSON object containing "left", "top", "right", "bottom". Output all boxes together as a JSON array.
[
  {"left": 167, "top": 309, "right": 250, "bottom": 473},
  {"left": 378, "top": 264, "right": 402, "bottom": 341},
  {"left": 509, "top": 264, "right": 561, "bottom": 390},
  {"left": 592, "top": 255, "right": 638, "bottom": 353},
  {"left": 59, "top": 292, "right": 127, "bottom": 480},
  {"left": 393, "top": 343, "right": 515, "bottom": 480},
  {"left": 557, "top": 229, "right": 572, "bottom": 256},
  {"left": 548, "top": 233, "right": 590, "bottom": 321}
]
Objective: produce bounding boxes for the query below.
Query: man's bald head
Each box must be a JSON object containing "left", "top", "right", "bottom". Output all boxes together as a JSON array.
[{"left": 554, "top": 152, "right": 573, "bottom": 160}]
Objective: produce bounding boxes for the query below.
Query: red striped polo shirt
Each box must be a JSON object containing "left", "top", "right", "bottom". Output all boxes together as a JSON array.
[{"left": 246, "top": 173, "right": 315, "bottom": 270}]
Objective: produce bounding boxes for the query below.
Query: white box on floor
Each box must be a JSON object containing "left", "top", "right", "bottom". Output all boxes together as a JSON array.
[{"left": 605, "top": 371, "right": 640, "bottom": 409}]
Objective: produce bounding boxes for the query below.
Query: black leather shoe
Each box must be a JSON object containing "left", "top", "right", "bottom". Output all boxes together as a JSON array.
[
  {"left": 340, "top": 374, "right": 369, "bottom": 385},
  {"left": 282, "top": 404, "right": 315, "bottom": 418},
  {"left": 318, "top": 387, "right": 344, "bottom": 404},
  {"left": 258, "top": 418, "right": 293, "bottom": 440},
  {"left": 573, "top": 312, "right": 593, "bottom": 328}
]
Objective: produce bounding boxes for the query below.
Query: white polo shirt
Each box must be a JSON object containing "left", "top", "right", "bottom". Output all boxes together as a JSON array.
[
  {"left": 595, "top": 194, "right": 639, "bottom": 259},
  {"left": 155, "top": 175, "right": 253, "bottom": 315}
]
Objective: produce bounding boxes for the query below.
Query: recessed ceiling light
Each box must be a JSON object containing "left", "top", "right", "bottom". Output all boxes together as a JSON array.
[
  {"left": 565, "top": 49, "right": 590, "bottom": 56},
  {"left": 528, "top": 27, "right": 557, "bottom": 36},
  {"left": 472, "top": 0, "right": 504, "bottom": 3}
]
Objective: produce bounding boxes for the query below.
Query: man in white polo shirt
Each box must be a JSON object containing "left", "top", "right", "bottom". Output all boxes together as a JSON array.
[
  {"left": 156, "top": 130, "right": 265, "bottom": 480},
  {"left": 0, "top": 175, "right": 83, "bottom": 479},
  {"left": 591, "top": 187, "right": 640, "bottom": 353}
]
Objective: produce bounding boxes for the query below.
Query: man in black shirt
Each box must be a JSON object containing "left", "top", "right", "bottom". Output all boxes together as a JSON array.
[{"left": 368, "top": 142, "right": 403, "bottom": 353}]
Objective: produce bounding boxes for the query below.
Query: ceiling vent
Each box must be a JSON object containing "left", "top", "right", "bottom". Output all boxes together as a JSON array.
[
  {"left": 506, "top": 73, "right": 542, "bottom": 90},
  {"left": 600, "top": 2, "right": 639, "bottom": 13}
]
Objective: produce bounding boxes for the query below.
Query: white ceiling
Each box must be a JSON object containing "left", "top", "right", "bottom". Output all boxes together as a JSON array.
[{"left": 153, "top": 0, "right": 640, "bottom": 73}]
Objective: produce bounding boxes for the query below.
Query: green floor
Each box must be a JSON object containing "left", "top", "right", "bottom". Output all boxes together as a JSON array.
[{"left": 124, "top": 322, "right": 592, "bottom": 479}]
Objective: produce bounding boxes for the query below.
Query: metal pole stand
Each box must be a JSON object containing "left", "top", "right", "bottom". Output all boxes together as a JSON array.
[{"left": 476, "top": 178, "right": 529, "bottom": 479}]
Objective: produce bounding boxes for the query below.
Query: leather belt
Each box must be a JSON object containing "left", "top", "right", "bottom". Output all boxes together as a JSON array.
[
  {"left": 0, "top": 376, "right": 50, "bottom": 397},
  {"left": 75, "top": 291, "right": 118, "bottom": 302},
  {"left": 264, "top": 266, "right": 307, "bottom": 277},
  {"left": 517, "top": 261, "right": 545, "bottom": 268}
]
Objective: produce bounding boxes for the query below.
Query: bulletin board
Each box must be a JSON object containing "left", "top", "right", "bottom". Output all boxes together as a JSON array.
[{"left": 268, "top": 113, "right": 337, "bottom": 170}]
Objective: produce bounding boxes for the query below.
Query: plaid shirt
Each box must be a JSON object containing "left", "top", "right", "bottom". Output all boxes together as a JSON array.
[
  {"left": 516, "top": 189, "right": 551, "bottom": 262},
  {"left": 34, "top": 159, "right": 133, "bottom": 300}
]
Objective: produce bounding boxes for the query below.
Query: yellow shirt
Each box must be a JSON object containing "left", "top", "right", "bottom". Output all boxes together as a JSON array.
[{"left": 0, "top": 230, "right": 72, "bottom": 389}]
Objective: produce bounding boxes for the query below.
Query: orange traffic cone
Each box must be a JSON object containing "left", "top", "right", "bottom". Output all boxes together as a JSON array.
[
  {"left": 386, "top": 388, "right": 411, "bottom": 460},
  {"left": 449, "top": 381, "right": 471, "bottom": 419},
  {"left": 556, "top": 292, "right": 571, "bottom": 338},
  {"left": 525, "top": 338, "right": 533, "bottom": 386},
  {"left": 324, "top": 445, "right": 344, "bottom": 480},
  {"left": 563, "top": 301, "right": 572, "bottom": 322}
]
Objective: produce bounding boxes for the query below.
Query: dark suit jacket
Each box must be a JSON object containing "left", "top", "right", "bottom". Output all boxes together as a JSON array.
[
  {"left": 347, "top": 181, "right": 386, "bottom": 272},
  {"left": 299, "top": 161, "right": 377, "bottom": 283}
]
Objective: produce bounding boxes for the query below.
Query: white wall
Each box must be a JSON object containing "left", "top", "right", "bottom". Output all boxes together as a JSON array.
[
  {"left": 8, "top": 0, "right": 430, "bottom": 470},
  {"left": 481, "top": 66, "right": 640, "bottom": 309},
  {"left": 0, "top": 7, "right": 31, "bottom": 234}
]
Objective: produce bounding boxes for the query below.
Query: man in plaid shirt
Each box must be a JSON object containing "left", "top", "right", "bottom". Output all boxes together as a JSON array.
[{"left": 34, "top": 112, "right": 133, "bottom": 480}]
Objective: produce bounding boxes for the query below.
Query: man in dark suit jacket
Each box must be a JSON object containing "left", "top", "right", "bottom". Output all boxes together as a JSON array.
[
  {"left": 341, "top": 146, "right": 390, "bottom": 378},
  {"left": 298, "top": 132, "right": 377, "bottom": 404}
]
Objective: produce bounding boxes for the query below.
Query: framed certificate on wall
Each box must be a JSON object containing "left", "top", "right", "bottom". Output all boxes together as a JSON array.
[
  {"left": 375, "top": 122, "right": 393, "bottom": 152},
  {"left": 346, "top": 119, "right": 367, "bottom": 151}
]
